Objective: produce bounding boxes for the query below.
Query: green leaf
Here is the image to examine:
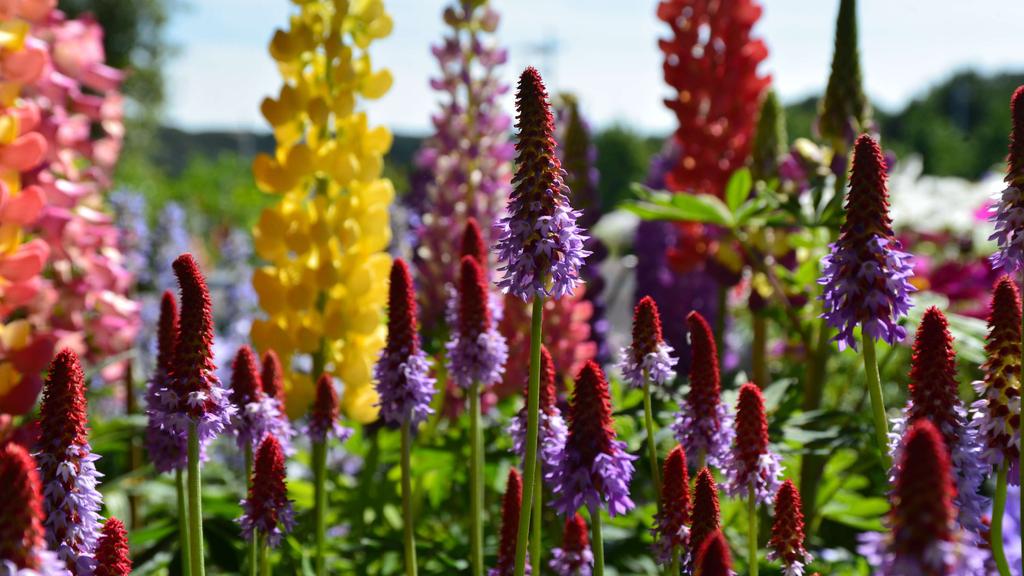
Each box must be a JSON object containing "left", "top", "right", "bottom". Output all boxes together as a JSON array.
[
  {"left": 725, "top": 168, "right": 752, "bottom": 212},
  {"left": 624, "top": 183, "right": 733, "bottom": 226}
]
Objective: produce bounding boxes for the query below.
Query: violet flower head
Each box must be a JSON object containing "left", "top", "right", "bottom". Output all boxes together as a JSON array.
[
  {"left": 0, "top": 443, "right": 69, "bottom": 576},
  {"left": 238, "top": 435, "right": 295, "bottom": 548},
  {"left": 37, "top": 349, "right": 103, "bottom": 574},
  {"left": 724, "top": 383, "right": 783, "bottom": 504},
  {"left": 550, "top": 361, "right": 636, "bottom": 517},
  {"left": 306, "top": 373, "right": 352, "bottom": 444},
  {"left": 819, "top": 134, "right": 915, "bottom": 350},
  {"left": 549, "top": 513, "right": 593, "bottom": 576},
  {"left": 768, "top": 480, "right": 813, "bottom": 576},
  {"left": 490, "top": 468, "right": 530, "bottom": 576},
  {"left": 374, "top": 259, "right": 436, "bottom": 427},
  {"left": 495, "top": 67, "right": 590, "bottom": 301},
  {"left": 446, "top": 256, "right": 508, "bottom": 389},
  {"left": 672, "top": 311, "right": 734, "bottom": 470},
  {"left": 617, "top": 296, "right": 677, "bottom": 391},
  {"left": 229, "top": 346, "right": 293, "bottom": 455},
  {"left": 651, "top": 445, "right": 690, "bottom": 565},
  {"left": 989, "top": 86, "right": 1024, "bottom": 273},
  {"left": 507, "top": 345, "right": 567, "bottom": 479},
  {"left": 145, "top": 290, "right": 188, "bottom": 473}
]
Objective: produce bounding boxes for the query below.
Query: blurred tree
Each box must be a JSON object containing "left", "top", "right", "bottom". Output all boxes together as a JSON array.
[{"left": 595, "top": 126, "right": 660, "bottom": 210}]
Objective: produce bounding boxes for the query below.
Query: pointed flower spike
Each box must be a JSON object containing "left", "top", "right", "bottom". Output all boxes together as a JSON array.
[
  {"left": 230, "top": 346, "right": 292, "bottom": 454},
  {"left": 446, "top": 255, "right": 508, "bottom": 390},
  {"left": 93, "top": 517, "right": 132, "bottom": 576},
  {"left": 689, "top": 468, "right": 721, "bottom": 566},
  {"left": 819, "top": 134, "right": 915, "bottom": 350},
  {"left": 990, "top": 86, "right": 1024, "bottom": 272},
  {"left": 818, "top": 0, "right": 871, "bottom": 147},
  {"left": 375, "top": 258, "right": 436, "bottom": 426},
  {"left": 752, "top": 90, "right": 788, "bottom": 183},
  {"left": 694, "top": 530, "right": 732, "bottom": 576},
  {"left": 0, "top": 443, "right": 67, "bottom": 574},
  {"left": 238, "top": 435, "right": 295, "bottom": 548},
  {"left": 156, "top": 290, "right": 178, "bottom": 375},
  {"left": 230, "top": 346, "right": 263, "bottom": 408},
  {"left": 38, "top": 348, "right": 103, "bottom": 571},
  {"left": 260, "top": 350, "right": 286, "bottom": 407},
  {"left": 726, "top": 383, "right": 783, "bottom": 504},
  {"left": 495, "top": 66, "right": 589, "bottom": 301},
  {"left": 549, "top": 513, "right": 593, "bottom": 576},
  {"left": 491, "top": 468, "right": 525, "bottom": 576},
  {"left": 768, "top": 480, "right": 812, "bottom": 575},
  {"left": 618, "top": 295, "right": 677, "bottom": 390},
  {"left": 461, "top": 217, "right": 488, "bottom": 267},
  {"left": 672, "top": 311, "right": 733, "bottom": 469},
  {"left": 652, "top": 445, "right": 691, "bottom": 564},
  {"left": 145, "top": 291, "right": 188, "bottom": 473},
  {"left": 307, "top": 373, "right": 351, "bottom": 443},
  {"left": 508, "top": 345, "right": 567, "bottom": 478},
  {"left": 550, "top": 361, "right": 636, "bottom": 517}
]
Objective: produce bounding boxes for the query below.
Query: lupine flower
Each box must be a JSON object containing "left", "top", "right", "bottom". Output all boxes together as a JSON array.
[
  {"left": 37, "top": 349, "right": 103, "bottom": 573},
  {"left": 549, "top": 513, "right": 593, "bottom": 576},
  {"left": 819, "top": 134, "right": 915, "bottom": 350},
  {"left": 154, "top": 254, "right": 234, "bottom": 450},
  {"left": 651, "top": 445, "right": 691, "bottom": 564},
  {"left": 446, "top": 256, "right": 508, "bottom": 389},
  {"left": 672, "top": 312, "right": 734, "bottom": 469},
  {"left": 229, "top": 345, "right": 293, "bottom": 454},
  {"left": 990, "top": 86, "right": 1024, "bottom": 273},
  {"left": 768, "top": 480, "right": 813, "bottom": 576},
  {"left": 490, "top": 468, "right": 529, "bottom": 576},
  {"left": 507, "top": 345, "right": 567, "bottom": 478},
  {"left": 144, "top": 291, "right": 188, "bottom": 473},
  {"left": 725, "top": 383, "right": 783, "bottom": 503},
  {"left": 551, "top": 361, "right": 636, "bottom": 516},
  {"left": 92, "top": 518, "right": 131, "bottom": 576},
  {"left": 817, "top": 0, "right": 872, "bottom": 148},
  {"left": 495, "top": 67, "right": 589, "bottom": 301},
  {"left": 689, "top": 468, "right": 722, "bottom": 566},
  {"left": 238, "top": 435, "right": 295, "bottom": 548},
  {"left": 859, "top": 420, "right": 989, "bottom": 574},
  {"left": 617, "top": 296, "right": 677, "bottom": 391},
  {"left": 0, "top": 443, "right": 68, "bottom": 575},
  {"left": 306, "top": 373, "right": 352, "bottom": 444},
  {"left": 374, "top": 259, "right": 436, "bottom": 426},
  {"left": 890, "top": 307, "right": 987, "bottom": 533},
  {"left": 972, "top": 276, "right": 1022, "bottom": 485},
  {"left": 695, "top": 530, "right": 733, "bottom": 576}
]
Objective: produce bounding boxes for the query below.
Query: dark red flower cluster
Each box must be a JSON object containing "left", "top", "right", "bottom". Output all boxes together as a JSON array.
[
  {"left": 631, "top": 296, "right": 664, "bottom": 363},
  {"left": 769, "top": 480, "right": 809, "bottom": 569},
  {"left": 261, "top": 350, "right": 285, "bottom": 407},
  {"left": 494, "top": 468, "right": 523, "bottom": 575},
  {"left": 891, "top": 420, "right": 954, "bottom": 555},
  {"left": 386, "top": 259, "right": 421, "bottom": 357},
  {"left": 686, "top": 311, "right": 721, "bottom": 423},
  {"left": 906, "top": 307, "right": 961, "bottom": 448},
  {"left": 230, "top": 345, "right": 263, "bottom": 408},
  {"left": 689, "top": 467, "right": 721, "bottom": 561},
  {"left": 0, "top": 443, "right": 46, "bottom": 570},
  {"left": 458, "top": 256, "right": 492, "bottom": 341},
  {"left": 172, "top": 254, "right": 219, "bottom": 416},
  {"left": 460, "top": 217, "right": 488, "bottom": 268},
  {"left": 93, "top": 517, "right": 132, "bottom": 576}
]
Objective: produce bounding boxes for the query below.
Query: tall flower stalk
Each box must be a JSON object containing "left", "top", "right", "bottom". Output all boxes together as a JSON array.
[
  {"left": 496, "top": 66, "right": 588, "bottom": 576},
  {"left": 307, "top": 372, "right": 352, "bottom": 575}
]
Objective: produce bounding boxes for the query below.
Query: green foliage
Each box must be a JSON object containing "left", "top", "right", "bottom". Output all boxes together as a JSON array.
[{"left": 594, "top": 126, "right": 660, "bottom": 211}]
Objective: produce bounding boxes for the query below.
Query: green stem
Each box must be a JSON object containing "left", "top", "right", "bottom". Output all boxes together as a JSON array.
[
  {"left": 401, "top": 421, "right": 418, "bottom": 576},
  {"left": 591, "top": 506, "right": 604, "bottom": 576},
  {"left": 992, "top": 464, "right": 1012, "bottom": 576},
  {"left": 748, "top": 486, "right": 759, "bottom": 576},
  {"left": 176, "top": 469, "right": 191, "bottom": 576},
  {"left": 249, "top": 529, "right": 259, "bottom": 576},
  {"left": 752, "top": 312, "right": 768, "bottom": 387},
  {"left": 861, "top": 334, "right": 892, "bottom": 470},
  {"left": 245, "top": 445, "right": 256, "bottom": 576},
  {"left": 531, "top": 466, "right": 541, "bottom": 576},
  {"left": 187, "top": 422, "right": 205, "bottom": 576},
  {"left": 513, "top": 297, "right": 545, "bottom": 576},
  {"left": 714, "top": 287, "right": 727, "bottom": 358},
  {"left": 696, "top": 450, "right": 706, "bottom": 472},
  {"left": 258, "top": 532, "right": 270, "bottom": 576},
  {"left": 312, "top": 440, "right": 328, "bottom": 576},
  {"left": 469, "top": 381, "right": 484, "bottom": 576},
  {"left": 642, "top": 378, "right": 662, "bottom": 502},
  {"left": 668, "top": 547, "right": 680, "bottom": 576}
]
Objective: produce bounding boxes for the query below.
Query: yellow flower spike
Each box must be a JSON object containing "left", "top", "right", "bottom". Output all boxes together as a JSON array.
[{"left": 360, "top": 67, "right": 392, "bottom": 100}]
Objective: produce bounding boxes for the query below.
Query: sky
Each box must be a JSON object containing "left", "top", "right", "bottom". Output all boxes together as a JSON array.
[{"left": 165, "top": 0, "right": 1024, "bottom": 136}]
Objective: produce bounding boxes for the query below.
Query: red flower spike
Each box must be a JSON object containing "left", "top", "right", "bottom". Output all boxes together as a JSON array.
[
  {"left": 309, "top": 372, "right": 338, "bottom": 440},
  {"left": 386, "top": 259, "right": 421, "bottom": 356},
  {"left": 172, "top": 254, "right": 217, "bottom": 401},
  {"left": 248, "top": 436, "right": 289, "bottom": 528},
  {"left": 39, "top": 348, "right": 88, "bottom": 456},
  {"left": 769, "top": 480, "right": 809, "bottom": 568},
  {"left": 495, "top": 468, "right": 523, "bottom": 574},
  {"left": 230, "top": 345, "right": 263, "bottom": 408},
  {"left": 907, "top": 307, "right": 961, "bottom": 448},
  {"left": 458, "top": 256, "right": 492, "bottom": 340},
  {"left": 632, "top": 296, "right": 664, "bottom": 362},
  {"left": 525, "top": 345, "right": 559, "bottom": 416},
  {"left": 460, "top": 217, "right": 488, "bottom": 267},
  {"left": 513, "top": 67, "right": 562, "bottom": 221},
  {"left": 1008, "top": 86, "right": 1024, "bottom": 185},
  {"left": 261, "top": 350, "right": 285, "bottom": 406},
  {"left": 842, "top": 134, "right": 893, "bottom": 243},
  {"left": 891, "top": 420, "right": 955, "bottom": 555},
  {"left": 660, "top": 445, "right": 691, "bottom": 525},
  {"left": 686, "top": 311, "right": 721, "bottom": 422},
  {"left": 734, "top": 382, "right": 770, "bottom": 472},
  {"left": 567, "top": 361, "right": 615, "bottom": 466},
  {"left": 93, "top": 517, "right": 132, "bottom": 576},
  {"left": 562, "top": 512, "right": 590, "bottom": 553},
  {"left": 0, "top": 443, "right": 46, "bottom": 569},
  {"left": 156, "top": 290, "right": 178, "bottom": 374},
  {"left": 981, "top": 276, "right": 1023, "bottom": 464},
  {"left": 689, "top": 468, "right": 721, "bottom": 561},
  {"left": 694, "top": 530, "right": 733, "bottom": 576}
]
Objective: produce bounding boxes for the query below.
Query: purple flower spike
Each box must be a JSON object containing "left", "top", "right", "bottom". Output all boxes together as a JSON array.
[
  {"left": 617, "top": 296, "right": 677, "bottom": 392},
  {"left": 446, "top": 256, "right": 508, "bottom": 389},
  {"left": 724, "top": 383, "right": 783, "bottom": 505},
  {"left": 819, "top": 134, "right": 915, "bottom": 351},
  {"left": 145, "top": 290, "right": 188, "bottom": 473},
  {"left": 990, "top": 86, "right": 1024, "bottom": 272}
]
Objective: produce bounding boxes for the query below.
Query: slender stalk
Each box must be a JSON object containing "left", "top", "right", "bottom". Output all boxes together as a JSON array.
[
  {"left": 312, "top": 440, "right": 328, "bottom": 576},
  {"left": 992, "top": 464, "right": 1012, "bottom": 576},
  {"left": 401, "top": 421, "right": 418, "bottom": 576},
  {"left": 591, "top": 505, "right": 604, "bottom": 576},
  {"left": 642, "top": 377, "right": 662, "bottom": 501},
  {"left": 747, "top": 485, "right": 759, "bottom": 576},
  {"left": 258, "top": 532, "right": 270, "bottom": 576},
  {"left": 696, "top": 450, "right": 706, "bottom": 472},
  {"left": 861, "top": 334, "right": 891, "bottom": 470},
  {"left": 249, "top": 529, "right": 258, "bottom": 576},
  {"left": 245, "top": 445, "right": 256, "bottom": 576},
  {"left": 714, "top": 287, "right": 727, "bottom": 358},
  {"left": 668, "top": 547, "right": 680, "bottom": 576},
  {"left": 752, "top": 312, "right": 768, "bottom": 386},
  {"left": 187, "top": 422, "right": 205, "bottom": 576},
  {"left": 469, "top": 380, "right": 484, "bottom": 576},
  {"left": 176, "top": 469, "right": 191, "bottom": 576},
  {"left": 531, "top": 466, "right": 542, "bottom": 576},
  {"left": 513, "top": 297, "right": 545, "bottom": 576}
]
